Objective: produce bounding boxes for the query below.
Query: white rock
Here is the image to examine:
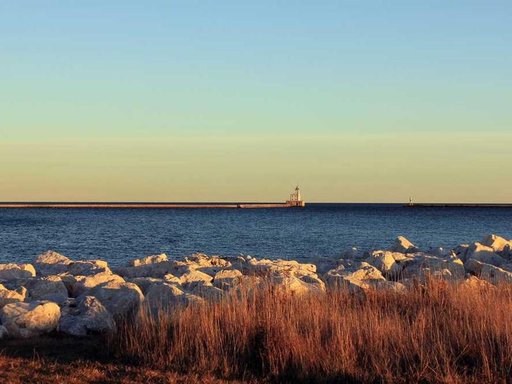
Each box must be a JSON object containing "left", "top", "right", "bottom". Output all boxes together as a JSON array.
[
  {"left": 481, "top": 234, "right": 512, "bottom": 255},
  {"left": 323, "top": 262, "right": 386, "bottom": 290},
  {"left": 0, "top": 263, "right": 36, "bottom": 281},
  {"left": 465, "top": 243, "right": 505, "bottom": 267},
  {"left": 465, "top": 259, "right": 512, "bottom": 283},
  {"left": 85, "top": 281, "right": 144, "bottom": 317},
  {"left": 213, "top": 269, "right": 243, "bottom": 290},
  {"left": 0, "top": 285, "right": 27, "bottom": 308},
  {"left": 130, "top": 253, "right": 168, "bottom": 267},
  {"left": 145, "top": 283, "right": 203, "bottom": 311},
  {"left": 366, "top": 251, "right": 404, "bottom": 276},
  {"left": 67, "top": 260, "right": 111, "bottom": 276},
  {"left": 0, "top": 301, "right": 61, "bottom": 338},
  {"left": 25, "top": 276, "right": 68, "bottom": 304},
  {"left": 391, "top": 236, "right": 419, "bottom": 254},
  {"left": 180, "top": 270, "right": 214, "bottom": 286},
  {"left": 272, "top": 274, "right": 326, "bottom": 295},
  {"left": 68, "top": 272, "right": 125, "bottom": 297},
  {"left": 34, "top": 251, "right": 72, "bottom": 276},
  {"left": 401, "top": 253, "right": 465, "bottom": 279},
  {"left": 186, "top": 281, "right": 225, "bottom": 301},
  {"left": 59, "top": 296, "right": 115, "bottom": 337}
]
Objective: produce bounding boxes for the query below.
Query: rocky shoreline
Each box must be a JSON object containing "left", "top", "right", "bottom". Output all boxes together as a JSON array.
[{"left": 0, "top": 234, "right": 511, "bottom": 339}]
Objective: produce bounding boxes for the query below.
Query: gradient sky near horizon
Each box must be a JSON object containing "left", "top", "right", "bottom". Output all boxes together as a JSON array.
[{"left": 1, "top": 1, "right": 511, "bottom": 202}]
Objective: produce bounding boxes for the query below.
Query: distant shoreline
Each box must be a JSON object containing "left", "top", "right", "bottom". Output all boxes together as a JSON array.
[{"left": 0, "top": 202, "right": 511, "bottom": 208}]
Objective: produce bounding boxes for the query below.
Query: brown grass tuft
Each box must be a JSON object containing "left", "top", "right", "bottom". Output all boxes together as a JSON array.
[{"left": 111, "top": 279, "right": 512, "bottom": 383}]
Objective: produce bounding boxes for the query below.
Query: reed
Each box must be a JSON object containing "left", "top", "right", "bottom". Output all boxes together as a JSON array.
[{"left": 110, "top": 279, "right": 512, "bottom": 383}]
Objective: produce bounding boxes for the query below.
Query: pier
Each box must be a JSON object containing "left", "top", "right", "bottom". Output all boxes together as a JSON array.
[
  {"left": 0, "top": 187, "right": 306, "bottom": 209},
  {"left": 406, "top": 203, "right": 512, "bottom": 208}
]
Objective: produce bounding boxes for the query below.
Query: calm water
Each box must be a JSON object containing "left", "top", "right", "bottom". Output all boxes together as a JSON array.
[{"left": 0, "top": 204, "right": 511, "bottom": 265}]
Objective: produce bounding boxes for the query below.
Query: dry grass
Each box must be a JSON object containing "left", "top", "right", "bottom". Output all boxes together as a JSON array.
[{"left": 111, "top": 279, "right": 512, "bottom": 383}]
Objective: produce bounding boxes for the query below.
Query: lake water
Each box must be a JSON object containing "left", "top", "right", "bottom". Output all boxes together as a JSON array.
[{"left": 0, "top": 204, "right": 511, "bottom": 265}]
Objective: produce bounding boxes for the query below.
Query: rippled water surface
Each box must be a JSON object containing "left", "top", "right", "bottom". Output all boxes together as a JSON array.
[{"left": 0, "top": 204, "right": 511, "bottom": 265}]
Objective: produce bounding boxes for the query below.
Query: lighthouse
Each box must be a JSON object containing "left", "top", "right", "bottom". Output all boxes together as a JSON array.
[{"left": 286, "top": 186, "right": 305, "bottom": 207}]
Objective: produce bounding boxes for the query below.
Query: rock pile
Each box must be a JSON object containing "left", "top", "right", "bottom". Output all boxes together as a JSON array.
[{"left": 0, "top": 234, "right": 510, "bottom": 339}]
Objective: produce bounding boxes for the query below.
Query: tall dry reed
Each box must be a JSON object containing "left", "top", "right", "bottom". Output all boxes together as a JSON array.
[{"left": 110, "top": 279, "right": 512, "bottom": 383}]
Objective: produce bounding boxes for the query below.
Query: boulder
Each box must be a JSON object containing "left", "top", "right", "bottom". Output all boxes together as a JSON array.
[
  {"left": 85, "top": 281, "right": 144, "bottom": 317},
  {"left": 113, "top": 261, "right": 176, "bottom": 278},
  {"left": 0, "top": 301, "right": 60, "bottom": 338},
  {"left": 130, "top": 253, "right": 168, "bottom": 267},
  {"left": 481, "top": 235, "right": 512, "bottom": 256},
  {"left": 126, "top": 277, "right": 165, "bottom": 295},
  {"left": 453, "top": 244, "right": 470, "bottom": 262},
  {"left": 0, "top": 285, "right": 27, "bottom": 308},
  {"left": 67, "top": 260, "right": 111, "bottom": 276},
  {"left": 0, "top": 263, "right": 36, "bottom": 281},
  {"left": 213, "top": 269, "right": 243, "bottom": 290},
  {"left": 25, "top": 276, "right": 68, "bottom": 304},
  {"left": 323, "top": 262, "right": 386, "bottom": 291},
  {"left": 67, "top": 272, "right": 125, "bottom": 297},
  {"left": 391, "top": 236, "right": 419, "bottom": 254},
  {"left": 400, "top": 254, "right": 465, "bottom": 279},
  {"left": 180, "top": 270, "right": 214, "bottom": 286},
  {"left": 186, "top": 281, "right": 225, "bottom": 301},
  {"left": 366, "top": 251, "right": 404, "bottom": 276},
  {"left": 465, "top": 243, "right": 505, "bottom": 267},
  {"left": 34, "top": 251, "right": 72, "bottom": 276},
  {"left": 145, "top": 283, "right": 203, "bottom": 311},
  {"left": 272, "top": 274, "right": 326, "bottom": 295},
  {"left": 465, "top": 259, "right": 512, "bottom": 284},
  {"left": 59, "top": 296, "right": 115, "bottom": 337}
]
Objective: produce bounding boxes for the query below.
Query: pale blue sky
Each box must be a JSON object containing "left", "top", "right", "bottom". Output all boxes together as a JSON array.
[{"left": 1, "top": 1, "right": 511, "bottom": 201}]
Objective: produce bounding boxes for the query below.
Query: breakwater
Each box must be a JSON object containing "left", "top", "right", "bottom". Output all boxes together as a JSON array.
[
  {"left": 406, "top": 203, "right": 512, "bottom": 208},
  {"left": 0, "top": 202, "right": 304, "bottom": 209}
]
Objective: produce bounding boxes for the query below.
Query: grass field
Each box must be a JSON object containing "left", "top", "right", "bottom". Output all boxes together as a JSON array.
[{"left": 2, "top": 278, "right": 512, "bottom": 383}]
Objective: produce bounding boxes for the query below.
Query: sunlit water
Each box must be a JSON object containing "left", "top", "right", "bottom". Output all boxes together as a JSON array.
[{"left": 0, "top": 204, "right": 511, "bottom": 265}]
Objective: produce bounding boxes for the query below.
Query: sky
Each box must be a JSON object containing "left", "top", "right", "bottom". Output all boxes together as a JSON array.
[{"left": 1, "top": 1, "right": 511, "bottom": 202}]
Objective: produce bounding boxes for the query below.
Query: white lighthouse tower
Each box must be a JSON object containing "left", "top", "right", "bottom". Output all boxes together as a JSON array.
[{"left": 286, "top": 186, "right": 305, "bottom": 207}]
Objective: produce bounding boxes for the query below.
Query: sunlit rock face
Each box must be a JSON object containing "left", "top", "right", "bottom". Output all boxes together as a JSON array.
[
  {"left": 0, "top": 301, "right": 61, "bottom": 338},
  {"left": 1, "top": 234, "right": 511, "bottom": 339}
]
